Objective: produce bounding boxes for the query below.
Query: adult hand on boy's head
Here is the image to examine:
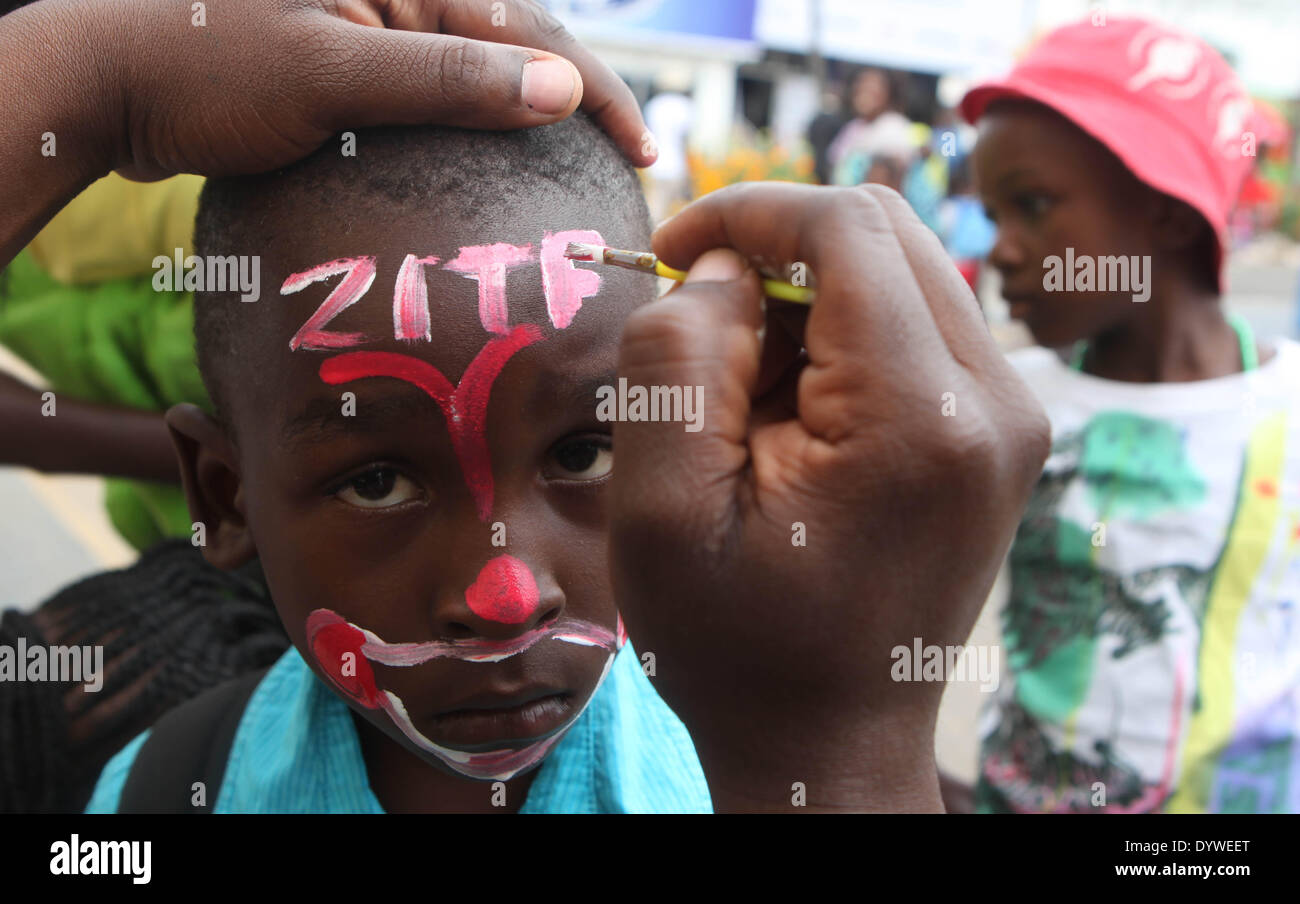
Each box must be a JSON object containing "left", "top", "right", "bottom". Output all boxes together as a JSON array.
[
  {"left": 111, "top": 0, "right": 654, "bottom": 179},
  {"left": 611, "top": 183, "right": 1050, "bottom": 812},
  {"left": 14, "top": 0, "right": 652, "bottom": 184},
  {"left": 3, "top": 0, "right": 653, "bottom": 259}
]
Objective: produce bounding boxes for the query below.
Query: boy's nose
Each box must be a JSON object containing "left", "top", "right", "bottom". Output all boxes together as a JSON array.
[
  {"left": 445, "top": 555, "right": 561, "bottom": 638},
  {"left": 988, "top": 227, "right": 1027, "bottom": 275}
]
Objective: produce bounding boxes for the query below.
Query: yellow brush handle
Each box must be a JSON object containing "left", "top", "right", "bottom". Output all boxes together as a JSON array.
[{"left": 653, "top": 260, "right": 813, "bottom": 305}]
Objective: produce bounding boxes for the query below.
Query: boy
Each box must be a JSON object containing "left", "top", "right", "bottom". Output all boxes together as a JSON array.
[
  {"left": 86, "top": 114, "right": 710, "bottom": 813},
  {"left": 960, "top": 18, "right": 1300, "bottom": 813}
]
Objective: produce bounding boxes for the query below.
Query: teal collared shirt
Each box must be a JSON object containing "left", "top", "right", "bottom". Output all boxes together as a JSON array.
[{"left": 86, "top": 644, "right": 711, "bottom": 813}]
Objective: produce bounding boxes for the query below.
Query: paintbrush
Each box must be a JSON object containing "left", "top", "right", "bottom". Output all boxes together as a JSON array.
[{"left": 564, "top": 242, "right": 814, "bottom": 305}]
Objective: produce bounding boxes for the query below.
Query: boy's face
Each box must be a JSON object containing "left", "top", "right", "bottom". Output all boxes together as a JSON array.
[
  {"left": 195, "top": 191, "right": 648, "bottom": 781},
  {"left": 973, "top": 102, "right": 1157, "bottom": 348}
]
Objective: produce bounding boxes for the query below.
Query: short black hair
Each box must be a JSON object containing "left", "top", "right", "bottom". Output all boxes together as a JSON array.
[{"left": 192, "top": 114, "right": 651, "bottom": 425}]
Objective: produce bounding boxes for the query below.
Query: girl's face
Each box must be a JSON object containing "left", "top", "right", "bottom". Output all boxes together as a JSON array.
[
  {"left": 852, "top": 70, "right": 891, "bottom": 120},
  {"left": 973, "top": 101, "right": 1159, "bottom": 348}
]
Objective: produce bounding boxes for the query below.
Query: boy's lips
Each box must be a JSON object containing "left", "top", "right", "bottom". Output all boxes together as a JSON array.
[
  {"left": 429, "top": 691, "right": 575, "bottom": 749},
  {"left": 379, "top": 654, "right": 617, "bottom": 780},
  {"left": 305, "top": 608, "right": 624, "bottom": 779}
]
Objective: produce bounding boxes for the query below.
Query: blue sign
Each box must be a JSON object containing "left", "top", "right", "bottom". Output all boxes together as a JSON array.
[{"left": 545, "top": 0, "right": 757, "bottom": 44}]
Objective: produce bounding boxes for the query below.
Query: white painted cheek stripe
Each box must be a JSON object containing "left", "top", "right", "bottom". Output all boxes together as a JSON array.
[
  {"left": 358, "top": 617, "right": 616, "bottom": 667},
  {"left": 551, "top": 634, "right": 605, "bottom": 648}
]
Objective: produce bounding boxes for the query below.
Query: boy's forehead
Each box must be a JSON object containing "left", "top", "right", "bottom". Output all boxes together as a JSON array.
[
  {"left": 976, "top": 110, "right": 1076, "bottom": 191},
  {"left": 978, "top": 106, "right": 1051, "bottom": 157},
  {"left": 234, "top": 200, "right": 646, "bottom": 429},
  {"left": 276, "top": 201, "right": 623, "bottom": 296},
  {"left": 979, "top": 104, "right": 1112, "bottom": 169}
]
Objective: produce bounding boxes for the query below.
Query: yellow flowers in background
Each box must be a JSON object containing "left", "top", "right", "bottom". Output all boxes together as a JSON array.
[{"left": 687, "top": 140, "right": 816, "bottom": 199}]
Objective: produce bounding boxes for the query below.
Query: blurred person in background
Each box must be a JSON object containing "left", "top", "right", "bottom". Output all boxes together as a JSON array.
[
  {"left": 0, "top": 173, "right": 205, "bottom": 550},
  {"left": 641, "top": 68, "right": 695, "bottom": 222},
  {"left": 807, "top": 80, "right": 851, "bottom": 185},
  {"left": 935, "top": 156, "right": 996, "bottom": 293},
  {"left": 1232, "top": 101, "right": 1290, "bottom": 245},
  {"left": 828, "top": 66, "right": 915, "bottom": 188},
  {"left": 830, "top": 68, "right": 948, "bottom": 235}
]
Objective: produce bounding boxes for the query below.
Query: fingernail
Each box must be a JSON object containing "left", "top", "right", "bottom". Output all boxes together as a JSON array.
[
  {"left": 640, "top": 128, "right": 660, "bottom": 163},
  {"left": 522, "top": 59, "right": 577, "bottom": 115},
  {"left": 685, "top": 248, "right": 747, "bottom": 283}
]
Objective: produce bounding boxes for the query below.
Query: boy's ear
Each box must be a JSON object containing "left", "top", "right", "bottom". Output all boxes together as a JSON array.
[{"left": 165, "top": 403, "right": 257, "bottom": 570}]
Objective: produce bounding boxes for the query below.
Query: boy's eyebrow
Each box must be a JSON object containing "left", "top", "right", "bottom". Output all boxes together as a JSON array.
[
  {"left": 530, "top": 370, "right": 619, "bottom": 413},
  {"left": 282, "top": 368, "right": 618, "bottom": 448},
  {"left": 995, "top": 168, "right": 1042, "bottom": 192},
  {"left": 281, "top": 391, "right": 437, "bottom": 448}
]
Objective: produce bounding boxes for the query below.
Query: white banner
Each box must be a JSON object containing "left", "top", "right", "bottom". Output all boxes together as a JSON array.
[{"left": 755, "top": 0, "right": 1038, "bottom": 76}]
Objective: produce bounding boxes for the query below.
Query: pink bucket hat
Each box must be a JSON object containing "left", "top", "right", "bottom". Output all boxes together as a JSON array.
[{"left": 961, "top": 17, "right": 1256, "bottom": 290}]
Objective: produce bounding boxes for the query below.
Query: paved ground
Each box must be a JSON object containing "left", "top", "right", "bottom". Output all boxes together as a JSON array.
[{"left": 3, "top": 244, "right": 1297, "bottom": 785}]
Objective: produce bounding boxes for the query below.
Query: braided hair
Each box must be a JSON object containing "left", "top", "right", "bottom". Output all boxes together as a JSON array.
[{"left": 0, "top": 539, "right": 288, "bottom": 813}]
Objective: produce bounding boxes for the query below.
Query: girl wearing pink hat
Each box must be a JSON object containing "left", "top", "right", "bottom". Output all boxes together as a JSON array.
[{"left": 957, "top": 16, "right": 1300, "bottom": 814}]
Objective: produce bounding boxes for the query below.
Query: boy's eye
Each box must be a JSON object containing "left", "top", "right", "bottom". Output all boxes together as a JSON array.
[
  {"left": 1014, "top": 192, "right": 1052, "bottom": 219},
  {"left": 546, "top": 437, "right": 613, "bottom": 482},
  {"left": 335, "top": 466, "right": 421, "bottom": 508}
]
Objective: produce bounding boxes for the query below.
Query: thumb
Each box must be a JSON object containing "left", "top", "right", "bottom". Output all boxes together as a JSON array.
[
  {"left": 612, "top": 250, "right": 764, "bottom": 539},
  {"left": 311, "top": 24, "right": 583, "bottom": 132}
]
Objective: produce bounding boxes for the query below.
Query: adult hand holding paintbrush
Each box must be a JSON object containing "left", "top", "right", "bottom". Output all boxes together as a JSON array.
[
  {"left": 565, "top": 242, "right": 815, "bottom": 305},
  {"left": 607, "top": 182, "right": 1050, "bottom": 812}
]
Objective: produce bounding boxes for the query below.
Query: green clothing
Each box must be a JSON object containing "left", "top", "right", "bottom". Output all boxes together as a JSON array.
[{"left": 0, "top": 249, "right": 210, "bottom": 549}]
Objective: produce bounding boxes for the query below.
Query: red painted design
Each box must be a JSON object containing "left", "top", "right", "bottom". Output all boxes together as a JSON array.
[
  {"left": 318, "top": 324, "right": 544, "bottom": 519},
  {"left": 306, "top": 609, "right": 384, "bottom": 709},
  {"left": 465, "top": 555, "right": 541, "bottom": 625}
]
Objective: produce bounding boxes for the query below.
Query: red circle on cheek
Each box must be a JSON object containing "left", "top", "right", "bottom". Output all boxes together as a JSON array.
[
  {"left": 309, "top": 620, "right": 383, "bottom": 709},
  {"left": 465, "top": 555, "right": 541, "bottom": 625}
]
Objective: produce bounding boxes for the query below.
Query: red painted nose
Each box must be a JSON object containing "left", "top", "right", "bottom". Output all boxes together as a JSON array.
[{"left": 465, "top": 555, "right": 541, "bottom": 625}]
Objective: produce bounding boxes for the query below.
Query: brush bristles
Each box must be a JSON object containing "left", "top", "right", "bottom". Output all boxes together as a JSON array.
[
  {"left": 565, "top": 244, "right": 661, "bottom": 274},
  {"left": 564, "top": 242, "right": 605, "bottom": 263}
]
